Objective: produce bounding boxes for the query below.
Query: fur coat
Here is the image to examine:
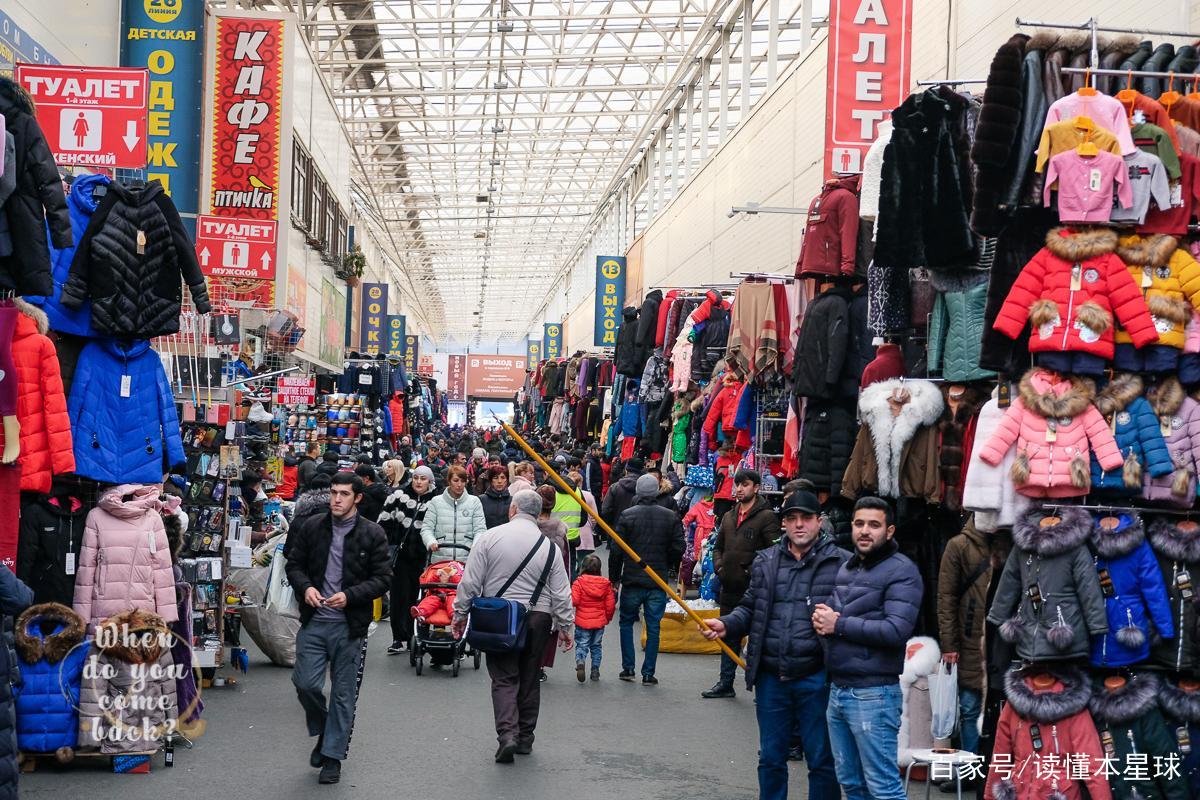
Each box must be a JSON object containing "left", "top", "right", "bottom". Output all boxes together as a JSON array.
[
  {"left": 841, "top": 378, "right": 943, "bottom": 501},
  {"left": 1088, "top": 672, "right": 1188, "bottom": 800},
  {"left": 971, "top": 34, "right": 1028, "bottom": 236}
]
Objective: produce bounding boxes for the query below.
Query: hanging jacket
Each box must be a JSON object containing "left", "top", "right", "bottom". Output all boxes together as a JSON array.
[
  {"left": 670, "top": 398, "right": 692, "bottom": 465},
  {"left": 1159, "top": 678, "right": 1200, "bottom": 798},
  {"left": 841, "top": 378, "right": 943, "bottom": 501},
  {"left": 6, "top": 303, "right": 72, "bottom": 492},
  {"left": 420, "top": 489, "right": 486, "bottom": 563},
  {"left": 26, "top": 172, "right": 108, "bottom": 336},
  {"left": 701, "top": 374, "right": 744, "bottom": 446},
  {"left": 68, "top": 339, "right": 185, "bottom": 485},
  {"left": 16, "top": 495, "right": 86, "bottom": 608},
  {"left": 613, "top": 306, "right": 643, "bottom": 378},
  {"left": 978, "top": 368, "right": 1123, "bottom": 498},
  {"left": 794, "top": 174, "right": 860, "bottom": 278},
  {"left": 1088, "top": 672, "right": 1188, "bottom": 800},
  {"left": 0, "top": 76, "right": 71, "bottom": 296},
  {"left": 971, "top": 34, "right": 1034, "bottom": 236},
  {"left": 963, "top": 394, "right": 1033, "bottom": 533},
  {"left": 1088, "top": 513, "right": 1174, "bottom": 667},
  {"left": 791, "top": 284, "right": 857, "bottom": 400},
  {"left": 993, "top": 227, "right": 1157, "bottom": 359},
  {"left": 928, "top": 278, "right": 996, "bottom": 382},
  {"left": 689, "top": 304, "right": 731, "bottom": 382},
  {"left": 1088, "top": 373, "right": 1174, "bottom": 493},
  {"left": 1113, "top": 234, "right": 1200, "bottom": 350},
  {"left": 62, "top": 180, "right": 211, "bottom": 338},
  {"left": 637, "top": 352, "right": 668, "bottom": 405},
  {"left": 77, "top": 609, "right": 178, "bottom": 754},
  {"left": 71, "top": 484, "right": 178, "bottom": 628},
  {"left": 989, "top": 507, "right": 1107, "bottom": 662},
  {"left": 1142, "top": 377, "right": 1200, "bottom": 506},
  {"left": 13, "top": 602, "right": 87, "bottom": 754},
  {"left": 618, "top": 398, "right": 642, "bottom": 438},
  {"left": 799, "top": 401, "right": 858, "bottom": 496},
  {"left": 984, "top": 664, "right": 1113, "bottom": 800},
  {"left": 634, "top": 290, "right": 663, "bottom": 363},
  {"left": 935, "top": 518, "right": 991, "bottom": 691},
  {"left": 1147, "top": 519, "right": 1200, "bottom": 673}
]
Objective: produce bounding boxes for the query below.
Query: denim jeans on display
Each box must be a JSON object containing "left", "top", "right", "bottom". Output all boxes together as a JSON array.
[
  {"left": 575, "top": 626, "right": 604, "bottom": 668},
  {"left": 754, "top": 670, "right": 838, "bottom": 800},
  {"left": 618, "top": 586, "right": 667, "bottom": 677},
  {"left": 826, "top": 682, "right": 906, "bottom": 800}
]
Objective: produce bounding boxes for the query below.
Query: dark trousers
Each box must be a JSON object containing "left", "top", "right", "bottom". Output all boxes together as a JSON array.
[
  {"left": 717, "top": 602, "right": 738, "bottom": 687},
  {"left": 756, "top": 671, "right": 838, "bottom": 800},
  {"left": 390, "top": 559, "right": 422, "bottom": 643},
  {"left": 485, "top": 610, "right": 554, "bottom": 746},
  {"left": 292, "top": 620, "right": 364, "bottom": 761}
]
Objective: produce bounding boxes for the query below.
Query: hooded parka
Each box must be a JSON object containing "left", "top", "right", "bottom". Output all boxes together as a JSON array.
[
  {"left": 13, "top": 603, "right": 87, "bottom": 754},
  {"left": 935, "top": 517, "right": 991, "bottom": 690},
  {"left": 1113, "top": 234, "right": 1200, "bottom": 349},
  {"left": 841, "top": 378, "right": 944, "bottom": 502},
  {"left": 16, "top": 494, "right": 87, "bottom": 607},
  {"left": 8, "top": 302, "right": 73, "bottom": 492},
  {"left": 794, "top": 175, "right": 860, "bottom": 278},
  {"left": 1142, "top": 377, "right": 1200, "bottom": 506},
  {"left": 1088, "top": 373, "right": 1174, "bottom": 492},
  {"left": 798, "top": 401, "right": 858, "bottom": 496},
  {"left": 988, "top": 507, "right": 1107, "bottom": 662},
  {"left": 1158, "top": 678, "right": 1200, "bottom": 797},
  {"left": 1147, "top": 519, "right": 1200, "bottom": 674},
  {"left": 1088, "top": 672, "right": 1189, "bottom": 800},
  {"left": 614, "top": 306, "right": 643, "bottom": 378}
]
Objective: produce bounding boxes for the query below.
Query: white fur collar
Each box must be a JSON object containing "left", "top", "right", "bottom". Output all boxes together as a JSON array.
[{"left": 858, "top": 379, "right": 945, "bottom": 497}]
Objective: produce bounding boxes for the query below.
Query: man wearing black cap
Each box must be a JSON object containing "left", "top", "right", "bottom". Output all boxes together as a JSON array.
[
  {"left": 702, "top": 468, "right": 778, "bottom": 699},
  {"left": 701, "top": 490, "right": 846, "bottom": 800}
]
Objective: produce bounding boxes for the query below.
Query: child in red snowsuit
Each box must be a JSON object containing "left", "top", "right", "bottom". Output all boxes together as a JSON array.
[
  {"left": 571, "top": 555, "right": 615, "bottom": 682},
  {"left": 411, "top": 561, "right": 465, "bottom": 625}
]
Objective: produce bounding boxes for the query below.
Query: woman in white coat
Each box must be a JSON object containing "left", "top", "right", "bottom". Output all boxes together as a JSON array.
[{"left": 421, "top": 465, "right": 486, "bottom": 563}]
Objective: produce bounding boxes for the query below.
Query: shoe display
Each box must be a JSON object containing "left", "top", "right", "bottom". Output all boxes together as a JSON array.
[
  {"left": 701, "top": 683, "right": 736, "bottom": 699},
  {"left": 318, "top": 757, "right": 340, "bottom": 784}
]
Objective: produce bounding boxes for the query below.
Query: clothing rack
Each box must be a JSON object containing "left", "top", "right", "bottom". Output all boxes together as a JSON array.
[
  {"left": 1042, "top": 502, "right": 1200, "bottom": 517},
  {"left": 730, "top": 272, "right": 796, "bottom": 283},
  {"left": 916, "top": 79, "right": 988, "bottom": 86},
  {"left": 1015, "top": 17, "right": 1200, "bottom": 41},
  {"left": 1061, "top": 66, "right": 1200, "bottom": 82}
]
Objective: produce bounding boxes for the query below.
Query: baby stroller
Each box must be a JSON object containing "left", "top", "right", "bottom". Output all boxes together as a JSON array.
[{"left": 409, "top": 543, "right": 481, "bottom": 676}]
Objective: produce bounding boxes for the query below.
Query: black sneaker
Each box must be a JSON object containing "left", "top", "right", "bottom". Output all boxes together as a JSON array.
[
  {"left": 538, "top": 669, "right": 548, "bottom": 682},
  {"left": 514, "top": 741, "right": 533, "bottom": 755},
  {"left": 309, "top": 737, "right": 324, "bottom": 768},
  {"left": 618, "top": 669, "right": 636, "bottom": 682},
  {"left": 318, "top": 757, "right": 341, "bottom": 784},
  {"left": 576, "top": 663, "right": 586, "bottom": 683},
  {"left": 642, "top": 675, "right": 658, "bottom": 685},
  {"left": 590, "top": 666, "right": 600, "bottom": 681},
  {"left": 387, "top": 640, "right": 406, "bottom": 655},
  {"left": 701, "top": 683, "right": 736, "bottom": 699},
  {"left": 495, "top": 741, "right": 517, "bottom": 763}
]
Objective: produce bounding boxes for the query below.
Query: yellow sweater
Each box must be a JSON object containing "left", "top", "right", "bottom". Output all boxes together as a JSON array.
[{"left": 1035, "top": 119, "right": 1123, "bottom": 174}]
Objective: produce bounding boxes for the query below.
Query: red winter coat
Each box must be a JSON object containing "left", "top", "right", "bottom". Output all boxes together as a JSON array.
[
  {"left": 572, "top": 573, "right": 615, "bottom": 629},
  {"left": 8, "top": 304, "right": 73, "bottom": 492},
  {"left": 794, "top": 175, "right": 860, "bottom": 278},
  {"left": 993, "top": 227, "right": 1157, "bottom": 358},
  {"left": 654, "top": 289, "right": 678, "bottom": 348},
  {"left": 702, "top": 375, "right": 745, "bottom": 444}
]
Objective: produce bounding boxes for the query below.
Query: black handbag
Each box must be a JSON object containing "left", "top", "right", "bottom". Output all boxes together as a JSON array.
[{"left": 466, "top": 537, "right": 555, "bottom": 654}]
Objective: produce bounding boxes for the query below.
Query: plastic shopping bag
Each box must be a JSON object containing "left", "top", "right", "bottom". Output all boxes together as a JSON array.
[
  {"left": 264, "top": 542, "right": 299, "bottom": 618},
  {"left": 928, "top": 661, "right": 959, "bottom": 741}
]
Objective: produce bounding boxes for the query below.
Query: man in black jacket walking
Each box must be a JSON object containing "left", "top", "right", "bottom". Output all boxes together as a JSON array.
[
  {"left": 610, "top": 474, "right": 684, "bottom": 685},
  {"left": 297, "top": 443, "right": 321, "bottom": 491},
  {"left": 600, "top": 457, "right": 643, "bottom": 528},
  {"left": 703, "top": 491, "right": 845, "bottom": 800},
  {"left": 286, "top": 473, "right": 392, "bottom": 785}
]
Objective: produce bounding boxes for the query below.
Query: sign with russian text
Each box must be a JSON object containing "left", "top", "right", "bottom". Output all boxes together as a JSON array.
[
  {"left": 207, "top": 13, "right": 288, "bottom": 220},
  {"left": 16, "top": 64, "right": 149, "bottom": 168},
  {"left": 0, "top": 9, "right": 58, "bottom": 75},
  {"left": 417, "top": 355, "right": 434, "bottom": 377},
  {"left": 466, "top": 355, "right": 528, "bottom": 400},
  {"left": 402, "top": 335, "right": 420, "bottom": 376},
  {"left": 195, "top": 214, "right": 277, "bottom": 278},
  {"left": 358, "top": 283, "right": 388, "bottom": 355},
  {"left": 274, "top": 376, "right": 316, "bottom": 405},
  {"left": 526, "top": 338, "right": 541, "bottom": 364},
  {"left": 823, "top": 0, "right": 912, "bottom": 177},
  {"left": 122, "top": 0, "right": 205, "bottom": 225},
  {"left": 594, "top": 255, "right": 626, "bottom": 347},
  {"left": 447, "top": 354, "right": 466, "bottom": 402},
  {"left": 543, "top": 322, "right": 563, "bottom": 361},
  {"left": 387, "top": 315, "right": 405, "bottom": 357}
]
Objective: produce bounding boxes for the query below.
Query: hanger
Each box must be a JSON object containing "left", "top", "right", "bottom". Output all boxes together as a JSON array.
[
  {"left": 1160, "top": 72, "right": 1183, "bottom": 111},
  {"left": 1188, "top": 76, "right": 1200, "bottom": 102},
  {"left": 1116, "top": 69, "right": 1140, "bottom": 118},
  {"left": 1077, "top": 127, "right": 1099, "bottom": 157},
  {"left": 1077, "top": 68, "right": 1097, "bottom": 96}
]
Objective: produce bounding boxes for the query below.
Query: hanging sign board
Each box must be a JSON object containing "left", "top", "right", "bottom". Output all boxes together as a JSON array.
[
  {"left": 274, "top": 376, "right": 316, "bottom": 405},
  {"left": 402, "top": 334, "right": 420, "bottom": 376},
  {"left": 447, "top": 354, "right": 466, "bottom": 402},
  {"left": 823, "top": 0, "right": 912, "bottom": 177},
  {"left": 594, "top": 256, "right": 626, "bottom": 347},
  {"left": 387, "top": 315, "right": 406, "bottom": 356},
  {"left": 15, "top": 64, "right": 149, "bottom": 168},
  {"left": 195, "top": 214, "right": 277, "bottom": 278},
  {"left": 543, "top": 322, "right": 563, "bottom": 360},
  {"left": 358, "top": 283, "right": 388, "bottom": 355},
  {"left": 417, "top": 355, "right": 435, "bottom": 376},
  {"left": 466, "top": 355, "right": 528, "bottom": 400},
  {"left": 0, "top": 9, "right": 58, "bottom": 75},
  {"left": 526, "top": 338, "right": 542, "bottom": 364}
]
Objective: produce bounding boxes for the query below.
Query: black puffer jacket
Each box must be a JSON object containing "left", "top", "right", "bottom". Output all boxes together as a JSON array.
[
  {"left": 635, "top": 290, "right": 663, "bottom": 356},
  {"left": 1148, "top": 519, "right": 1200, "bottom": 673},
  {"left": 713, "top": 497, "right": 779, "bottom": 607},
  {"left": 609, "top": 497, "right": 683, "bottom": 590},
  {"left": 0, "top": 77, "right": 71, "bottom": 295},
  {"left": 690, "top": 304, "right": 730, "bottom": 382},
  {"left": 479, "top": 488, "right": 511, "bottom": 529},
  {"left": 285, "top": 511, "right": 392, "bottom": 639},
  {"left": 600, "top": 472, "right": 639, "bottom": 528},
  {"left": 721, "top": 537, "right": 848, "bottom": 689},
  {"left": 798, "top": 401, "right": 858, "bottom": 495},
  {"left": 792, "top": 285, "right": 856, "bottom": 400},
  {"left": 62, "top": 180, "right": 210, "bottom": 337},
  {"left": 16, "top": 494, "right": 86, "bottom": 607},
  {"left": 614, "top": 306, "right": 643, "bottom": 378}
]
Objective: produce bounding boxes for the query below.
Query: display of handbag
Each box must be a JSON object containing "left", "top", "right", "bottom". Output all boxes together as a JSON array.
[{"left": 465, "top": 537, "right": 555, "bottom": 654}]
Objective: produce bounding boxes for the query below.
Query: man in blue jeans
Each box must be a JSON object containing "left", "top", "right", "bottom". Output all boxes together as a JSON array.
[
  {"left": 702, "top": 490, "right": 846, "bottom": 800},
  {"left": 610, "top": 474, "right": 684, "bottom": 684},
  {"left": 812, "top": 496, "right": 922, "bottom": 800}
]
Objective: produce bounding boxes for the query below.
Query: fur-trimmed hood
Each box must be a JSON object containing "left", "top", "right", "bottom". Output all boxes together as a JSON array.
[
  {"left": 0, "top": 75, "right": 34, "bottom": 116},
  {"left": 1146, "top": 377, "right": 1186, "bottom": 419},
  {"left": 1160, "top": 679, "right": 1200, "bottom": 722},
  {"left": 1091, "top": 373, "right": 1143, "bottom": 418},
  {"left": 857, "top": 379, "right": 944, "bottom": 497},
  {"left": 1018, "top": 368, "right": 1094, "bottom": 419},
  {"left": 1043, "top": 226, "right": 1119, "bottom": 262},
  {"left": 13, "top": 298, "right": 48, "bottom": 336},
  {"left": 1013, "top": 507, "right": 1092, "bottom": 556},
  {"left": 93, "top": 609, "right": 170, "bottom": 664},
  {"left": 1089, "top": 512, "right": 1146, "bottom": 559},
  {"left": 1088, "top": 672, "right": 1160, "bottom": 725},
  {"left": 1148, "top": 518, "right": 1200, "bottom": 563},
  {"left": 14, "top": 603, "right": 85, "bottom": 666},
  {"left": 293, "top": 488, "right": 332, "bottom": 519},
  {"left": 1003, "top": 663, "right": 1092, "bottom": 723},
  {"left": 1117, "top": 233, "right": 1179, "bottom": 268},
  {"left": 1025, "top": 31, "right": 1059, "bottom": 52},
  {"left": 900, "top": 636, "right": 941, "bottom": 687}
]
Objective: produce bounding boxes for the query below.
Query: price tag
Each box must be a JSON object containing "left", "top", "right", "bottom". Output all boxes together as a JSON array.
[
  {"left": 358, "top": 373, "right": 373, "bottom": 386},
  {"left": 1070, "top": 264, "right": 1082, "bottom": 291},
  {"left": 1143, "top": 267, "right": 1153, "bottom": 288},
  {"left": 1089, "top": 168, "right": 1102, "bottom": 192},
  {"left": 1171, "top": 181, "right": 1184, "bottom": 207},
  {"left": 1045, "top": 418, "right": 1058, "bottom": 443},
  {"left": 64, "top": 553, "right": 75, "bottom": 576},
  {"left": 120, "top": 375, "right": 131, "bottom": 398},
  {"left": 148, "top": 531, "right": 157, "bottom": 554},
  {"left": 1162, "top": 417, "right": 1173, "bottom": 437}
]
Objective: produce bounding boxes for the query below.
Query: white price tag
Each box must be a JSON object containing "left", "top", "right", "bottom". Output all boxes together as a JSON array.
[
  {"left": 120, "top": 375, "right": 131, "bottom": 398},
  {"left": 148, "top": 531, "right": 157, "bottom": 554},
  {"left": 64, "top": 553, "right": 75, "bottom": 576},
  {"left": 358, "top": 373, "right": 373, "bottom": 386},
  {"left": 1089, "top": 168, "right": 1102, "bottom": 192},
  {"left": 1171, "top": 181, "right": 1184, "bottom": 207}
]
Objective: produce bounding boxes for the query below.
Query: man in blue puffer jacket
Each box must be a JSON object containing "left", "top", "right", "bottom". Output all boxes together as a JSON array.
[{"left": 812, "top": 496, "right": 921, "bottom": 800}]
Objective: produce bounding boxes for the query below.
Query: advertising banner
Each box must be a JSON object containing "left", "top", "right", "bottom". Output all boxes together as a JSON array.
[
  {"left": 387, "top": 315, "right": 406, "bottom": 357},
  {"left": 543, "top": 322, "right": 563, "bottom": 361},
  {"left": 402, "top": 334, "right": 420, "bottom": 376},
  {"left": 15, "top": 64, "right": 149, "bottom": 169},
  {"left": 121, "top": 0, "right": 205, "bottom": 222},
  {"left": 318, "top": 279, "right": 344, "bottom": 368},
  {"left": 0, "top": 9, "right": 58, "bottom": 74},
  {"left": 447, "top": 354, "right": 466, "bottom": 402},
  {"left": 358, "top": 283, "right": 388, "bottom": 355},
  {"left": 466, "top": 355, "right": 528, "bottom": 400},
  {"left": 823, "top": 0, "right": 912, "bottom": 177},
  {"left": 195, "top": 215, "right": 277, "bottom": 278},
  {"left": 526, "top": 338, "right": 542, "bottom": 364},
  {"left": 274, "top": 376, "right": 316, "bottom": 405},
  {"left": 594, "top": 255, "right": 626, "bottom": 347}
]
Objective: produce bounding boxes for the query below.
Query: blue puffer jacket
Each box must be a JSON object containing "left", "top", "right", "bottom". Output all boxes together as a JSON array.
[
  {"left": 13, "top": 603, "right": 87, "bottom": 753},
  {"left": 619, "top": 398, "right": 642, "bottom": 437},
  {"left": 721, "top": 537, "right": 848, "bottom": 689},
  {"left": 826, "top": 539, "right": 923, "bottom": 687},
  {"left": 1090, "top": 374, "right": 1173, "bottom": 493},
  {"left": 1089, "top": 513, "right": 1174, "bottom": 667},
  {"left": 26, "top": 173, "right": 108, "bottom": 336},
  {"left": 68, "top": 339, "right": 185, "bottom": 484}
]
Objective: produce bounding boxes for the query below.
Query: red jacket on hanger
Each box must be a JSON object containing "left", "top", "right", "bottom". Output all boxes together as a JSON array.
[
  {"left": 795, "top": 174, "right": 860, "bottom": 278},
  {"left": 8, "top": 303, "right": 73, "bottom": 492}
]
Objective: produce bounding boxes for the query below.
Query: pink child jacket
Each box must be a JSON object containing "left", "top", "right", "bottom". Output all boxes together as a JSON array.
[
  {"left": 979, "top": 369, "right": 1122, "bottom": 498},
  {"left": 72, "top": 483, "right": 178, "bottom": 628},
  {"left": 1044, "top": 149, "right": 1132, "bottom": 223}
]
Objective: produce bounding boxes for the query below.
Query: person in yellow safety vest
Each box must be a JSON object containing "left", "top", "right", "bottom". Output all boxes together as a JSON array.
[{"left": 551, "top": 479, "right": 588, "bottom": 579}]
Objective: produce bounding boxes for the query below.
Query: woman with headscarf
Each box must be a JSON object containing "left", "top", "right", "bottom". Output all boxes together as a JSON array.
[{"left": 378, "top": 466, "right": 437, "bottom": 654}]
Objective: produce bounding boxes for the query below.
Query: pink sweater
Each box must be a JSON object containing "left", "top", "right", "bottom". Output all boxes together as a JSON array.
[
  {"left": 1044, "top": 150, "right": 1131, "bottom": 223},
  {"left": 1045, "top": 93, "right": 1136, "bottom": 154}
]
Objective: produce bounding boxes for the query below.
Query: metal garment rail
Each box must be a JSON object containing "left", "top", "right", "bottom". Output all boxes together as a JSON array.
[
  {"left": 916, "top": 79, "right": 988, "bottom": 86},
  {"left": 1062, "top": 66, "right": 1200, "bottom": 81}
]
